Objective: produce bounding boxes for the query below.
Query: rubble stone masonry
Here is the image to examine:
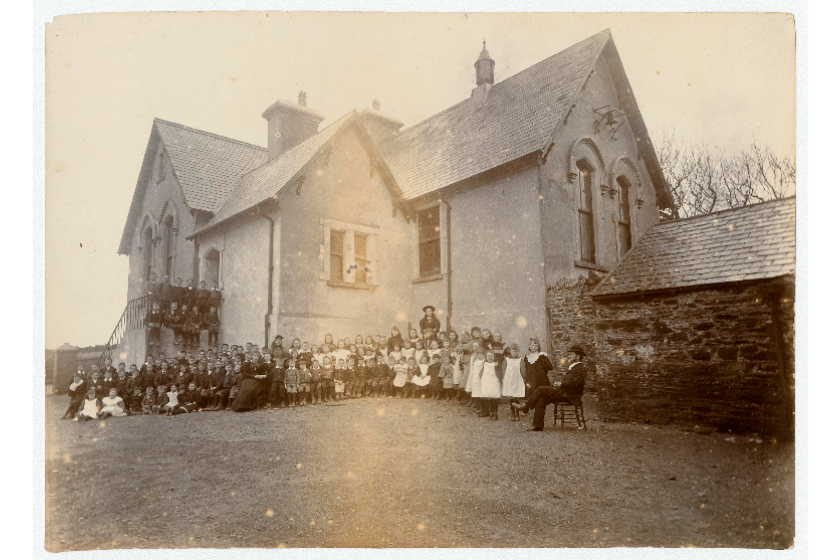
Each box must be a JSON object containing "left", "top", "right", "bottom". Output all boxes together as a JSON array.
[{"left": 547, "top": 277, "right": 794, "bottom": 435}]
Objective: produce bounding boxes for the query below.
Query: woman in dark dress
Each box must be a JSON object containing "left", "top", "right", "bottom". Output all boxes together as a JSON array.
[
  {"left": 230, "top": 360, "right": 267, "bottom": 412},
  {"left": 522, "top": 338, "right": 553, "bottom": 399},
  {"left": 419, "top": 305, "right": 441, "bottom": 347}
]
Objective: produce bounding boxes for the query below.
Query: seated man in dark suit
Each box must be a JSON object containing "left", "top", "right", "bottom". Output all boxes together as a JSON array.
[{"left": 513, "top": 344, "right": 587, "bottom": 431}]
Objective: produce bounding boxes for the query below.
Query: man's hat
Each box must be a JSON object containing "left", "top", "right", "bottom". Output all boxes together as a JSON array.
[
  {"left": 568, "top": 344, "right": 586, "bottom": 356},
  {"left": 274, "top": 334, "right": 284, "bottom": 340},
  {"left": 423, "top": 305, "right": 436, "bottom": 313}
]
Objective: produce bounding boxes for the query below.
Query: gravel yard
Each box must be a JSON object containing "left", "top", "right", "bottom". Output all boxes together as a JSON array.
[{"left": 45, "top": 393, "right": 794, "bottom": 550}]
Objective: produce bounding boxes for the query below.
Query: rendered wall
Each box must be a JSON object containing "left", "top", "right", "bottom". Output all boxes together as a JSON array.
[
  {"left": 196, "top": 126, "right": 419, "bottom": 349},
  {"left": 445, "top": 166, "right": 549, "bottom": 347}
]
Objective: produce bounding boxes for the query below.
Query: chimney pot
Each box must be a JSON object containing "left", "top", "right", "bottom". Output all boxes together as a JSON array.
[{"left": 298, "top": 91, "right": 307, "bottom": 106}]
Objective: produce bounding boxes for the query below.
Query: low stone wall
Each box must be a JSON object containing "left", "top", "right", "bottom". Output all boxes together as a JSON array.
[{"left": 546, "top": 276, "right": 795, "bottom": 435}]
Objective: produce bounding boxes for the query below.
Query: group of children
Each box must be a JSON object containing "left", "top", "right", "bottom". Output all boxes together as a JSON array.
[
  {"left": 143, "top": 273, "right": 222, "bottom": 350},
  {"left": 65, "top": 306, "right": 537, "bottom": 423}
]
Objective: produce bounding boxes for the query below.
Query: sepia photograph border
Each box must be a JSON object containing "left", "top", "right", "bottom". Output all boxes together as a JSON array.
[{"left": 27, "top": 0, "right": 813, "bottom": 559}]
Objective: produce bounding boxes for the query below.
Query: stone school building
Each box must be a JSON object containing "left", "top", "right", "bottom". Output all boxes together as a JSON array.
[{"left": 116, "top": 29, "right": 670, "bottom": 364}]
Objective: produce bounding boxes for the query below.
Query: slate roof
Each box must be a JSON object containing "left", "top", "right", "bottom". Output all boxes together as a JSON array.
[
  {"left": 592, "top": 197, "right": 796, "bottom": 297},
  {"left": 198, "top": 112, "right": 356, "bottom": 231},
  {"left": 154, "top": 119, "right": 267, "bottom": 212},
  {"left": 378, "top": 30, "right": 611, "bottom": 200}
]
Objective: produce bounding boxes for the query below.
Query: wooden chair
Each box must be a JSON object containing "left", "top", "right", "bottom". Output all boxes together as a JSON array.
[{"left": 553, "top": 399, "right": 586, "bottom": 431}]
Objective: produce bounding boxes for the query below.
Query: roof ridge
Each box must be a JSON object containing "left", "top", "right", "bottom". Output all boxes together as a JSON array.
[
  {"left": 154, "top": 118, "right": 267, "bottom": 152},
  {"left": 652, "top": 196, "right": 795, "bottom": 229},
  {"left": 381, "top": 29, "right": 611, "bottom": 146}
]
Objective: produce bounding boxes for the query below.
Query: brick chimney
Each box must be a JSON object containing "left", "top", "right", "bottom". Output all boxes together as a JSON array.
[
  {"left": 262, "top": 91, "right": 325, "bottom": 160},
  {"left": 359, "top": 99, "right": 404, "bottom": 143}
]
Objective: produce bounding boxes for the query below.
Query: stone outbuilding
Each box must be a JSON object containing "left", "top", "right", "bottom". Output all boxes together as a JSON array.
[{"left": 583, "top": 197, "right": 796, "bottom": 435}]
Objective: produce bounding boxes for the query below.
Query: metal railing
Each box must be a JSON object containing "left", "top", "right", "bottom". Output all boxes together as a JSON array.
[{"left": 99, "top": 295, "right": 150, "bottom": 367}]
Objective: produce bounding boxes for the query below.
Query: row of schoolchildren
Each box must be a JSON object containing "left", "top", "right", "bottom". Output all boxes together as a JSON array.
[
  {"left": 143, "top": 273, "right": 224, "bottom": 349},
  {"left": 145, "top": 300, "right": 220, "bottom": 349},
  {"left": 63, "top": 324, "right": 531, "bottom": 421},
  {"left": 143, "top": 272, "right": 223, "bottom": 313}
]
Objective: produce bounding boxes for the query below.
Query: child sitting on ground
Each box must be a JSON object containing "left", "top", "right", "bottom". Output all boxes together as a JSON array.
[
  {"left": 141, "top": 386, "right": 156, "bottom": 415},
  {"left": 75, "top": 387, "right": 101, "bottom": 422},
  {"left": 128, "top": 387, "right": 144, "bottom": 415},
  {"left": 62, "top": 373, "right": 87, "bottom": 420},
  {"left": 163, "top": 384, "right": 180, "bottom": 416},
  {"left": 154, "top": 385, "right": 168, "bottom": 414},
  {"left": 98, "top": 388, "right": 127, "bottom": 419}
]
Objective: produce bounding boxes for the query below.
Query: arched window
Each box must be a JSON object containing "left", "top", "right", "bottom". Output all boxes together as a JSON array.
[
  {"left": 158, "top": 152, "right": 166, "bottom": 183},
  {"left": 617, "top": 175, "right": 632, "bottom": 258},
  {"left": 204, "top": 249, "right": 221, "bottom": 286},
  {"left": 161, "top": 215, "right": 175, "bottom": 278},
  {"left": 141, "top": 226, "right": 154, "bottom": 281},
  {"left": 577, "top": 160, "right": 596, "bottom": 263}
]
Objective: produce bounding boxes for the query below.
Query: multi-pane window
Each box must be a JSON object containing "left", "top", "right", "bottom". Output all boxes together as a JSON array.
[
  {"left": 418, "top": 206, "right": 441, "bottom": 277},
  {"left": 577, "top": 161, "right": 596, "bottom": 263},
  {"left": 321, "top": 219, "right": 379, "bottom": 287},
  {"left": 617, "top": 176, "right": 632, "bottom": 258},
  {"left": 329, "top": 229, "right": 344, "bottom": 282},
  {"left": 354, "top": 233, "right": 367, "bottom": 284}
]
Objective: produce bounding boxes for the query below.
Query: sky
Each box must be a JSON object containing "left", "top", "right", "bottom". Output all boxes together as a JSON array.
[{"left": 44, "top": 11, "right": 796, "bottom": 349}]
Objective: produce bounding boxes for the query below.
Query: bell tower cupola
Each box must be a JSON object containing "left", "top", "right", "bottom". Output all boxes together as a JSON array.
[{"left": 475, "top": 40, "right": 495, "bottom": 86}]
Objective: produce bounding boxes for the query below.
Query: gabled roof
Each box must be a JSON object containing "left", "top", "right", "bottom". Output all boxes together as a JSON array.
[
  {"left": 592, "top": 197, "right": 796, "bottom": 297},
  {"left": 118, "top": 120, "right": 267, "bottom": 254},
  {"left": 195, "top": 112, "right": 356, "bottom": 233},
  {"left": 378, "top": 30, "right": 616, "bottom": 200},
  {"left": 154, "top": 119, "right": 267, "bottom": 212}
]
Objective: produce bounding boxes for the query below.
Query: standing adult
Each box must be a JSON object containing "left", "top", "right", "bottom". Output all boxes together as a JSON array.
[
  {"left": 514, "top": 344, "right": 587, "bottom": 432},
  {"left": 522, "top": 338, "right": 553, "bottom": 399}
]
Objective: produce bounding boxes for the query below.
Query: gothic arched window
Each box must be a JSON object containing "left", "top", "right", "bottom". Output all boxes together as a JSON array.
[
  {"left": 577, "top": 160, "right": 596, "bottom": 263},
  {"left": 617, "top": 175, "right": 632, "bottom": 258}
]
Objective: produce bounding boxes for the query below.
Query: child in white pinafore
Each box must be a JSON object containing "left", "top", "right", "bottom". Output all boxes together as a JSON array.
[
  {"left": 467, "top": 345, "right": 485, "bottom": 411},
  {"left": 501, "top": 343, "right": 526, "bottom": 421},
  {"left": 480, "top": 350, "right": 502, "bottom": 420},
  {"left": 392, "top": 356, "right": 409, "bottom": 398},
  {"left": 163, "top": 384, "right": 180, "bottom": 417},
  {"left": 75, "top": 387, "right": 101, "bottom": 422},
  {"left": 98, "top": 388, "right": 127, "bottom": 419}
]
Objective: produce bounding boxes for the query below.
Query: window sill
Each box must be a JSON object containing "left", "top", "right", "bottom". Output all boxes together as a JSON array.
[
  {"left": 574, "top": 260, "right": 611, "bottom": 273},
  {"left": 326, "top": 280, "right": 377, "bottom": 291},
  {"left": 412, "top": 274, "right": 443, "bottom": 284}
]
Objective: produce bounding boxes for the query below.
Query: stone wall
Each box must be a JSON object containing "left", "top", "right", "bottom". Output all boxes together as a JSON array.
[
  {"left": 546, "top": 276, "right": 795, "bottom": 435},
  {"left": 546, "top": 273, "right": 605, "bottom": 391}
]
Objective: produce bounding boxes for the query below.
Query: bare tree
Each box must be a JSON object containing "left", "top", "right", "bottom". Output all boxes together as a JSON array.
[{"left": 655, "top": 131, "right": 795, "bottom": 218}]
